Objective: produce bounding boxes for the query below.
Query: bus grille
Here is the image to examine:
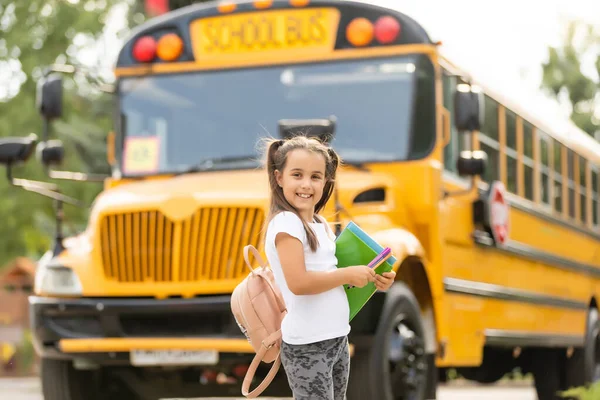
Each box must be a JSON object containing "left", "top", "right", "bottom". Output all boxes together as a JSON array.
[{"left": 99, "top": 207, "right": 265, "bottom": 283}]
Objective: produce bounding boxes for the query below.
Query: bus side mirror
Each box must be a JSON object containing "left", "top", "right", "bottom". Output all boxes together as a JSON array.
[
  {"left": 278, "top": 116, "right": 337, "bottom": 144},
  {"left": 0, "top": 135, "right": 38, "bottom": 165},
  {"left": 37, "top": 140, "right": 65, "bottom": 166},
  {"left": 37, "top": 73, "right": 63, "bottom": 121},
  {"left": 107, "top": 131, "right": 116, "bottom": 166},
  {"left": 454, "top": 84, "right": 483, "bottom": 132},
  {"left": 457, "top": 150, "right": 487, "bottom": 176}
]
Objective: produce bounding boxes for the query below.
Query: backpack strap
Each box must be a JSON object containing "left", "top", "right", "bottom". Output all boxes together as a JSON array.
[
  {"left": 241, "top": 330, "right": 282, "bottom": 398},
  {"left": 243, "top": 245, "right": 287, "bottom": 313},
  {"left": 243, "top": 245, "right": 268, "bottom": 271}
]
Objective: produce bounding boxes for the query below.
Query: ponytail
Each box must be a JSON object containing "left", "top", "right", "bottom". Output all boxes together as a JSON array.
[
  {"left": 314, "top": 148, "right": 340, "bottom": 215},
  {"left": 266, "top": 139, "right": 284, "bottom": 191}
]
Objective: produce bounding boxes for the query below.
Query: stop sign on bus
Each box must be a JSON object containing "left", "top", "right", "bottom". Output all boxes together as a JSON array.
[{"left": 487, "top": 181, "right": 510, "bottom": 246}]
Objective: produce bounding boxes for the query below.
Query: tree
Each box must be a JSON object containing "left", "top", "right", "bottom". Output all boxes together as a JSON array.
[
  {"left": 0, "top": 0, "right": 130, "bottom": 267},
  {"left": 0, "top": 0, "right": 215, "bottom": 268},
  {"left": 541, "top": 21, "right": 600, "bottom": 140}
]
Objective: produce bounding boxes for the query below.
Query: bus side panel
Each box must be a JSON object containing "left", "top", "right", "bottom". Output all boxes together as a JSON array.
[
  {"left": 439, "top": 179, "right": 592, "bottom": 367},
  {"left": 438, "top": 179, "right": 485, "bottom": 366}
]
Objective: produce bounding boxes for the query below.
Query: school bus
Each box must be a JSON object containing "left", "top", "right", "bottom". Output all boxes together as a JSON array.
[{"left": 0, "top": 0, "right": 598, "bottom": 399}]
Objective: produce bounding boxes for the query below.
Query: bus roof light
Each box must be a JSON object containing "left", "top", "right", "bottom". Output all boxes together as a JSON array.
[
  {"left": 254, "top": 0, "right": 273, "bottom": 9},
  {"left": 290, "top": 0, "right": 310, "bottom": 6},
  {"left": 217, "top": 2, "right": 237, "bottom": 13},
  {"left": 132, "top": 36, "right": 157, "bottom": 63},
  {"left": 157, "top": 33, "right": 184, "bottom": 61},
  {"left": 346, "top": 18, "right": 374, "bottom": 47},
  {"left": 374, "top": 16, "right": 400, "bottom": 44}
]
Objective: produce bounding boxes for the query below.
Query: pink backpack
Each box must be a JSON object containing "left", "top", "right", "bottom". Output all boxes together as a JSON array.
[{"left": 230, "top": 245, "right": 287, "bottom": 398}]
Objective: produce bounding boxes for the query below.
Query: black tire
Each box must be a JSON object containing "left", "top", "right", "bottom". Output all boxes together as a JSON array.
[
  {"left": 41, "top": 359, "right": 146, "bottom": 400},
  {"left": 530, "top": 349, "right": 565, "bottom": 400},
  {"left": 584, "top": 308, "right": 600, "bottom": 383},
  {"left": 565, "top": 307, "right": 600, "bottom": 389},
  {"left": 41, "top": 358, "right": 99, "bottom": 400},
  {"left": 348, "top": 283, "right": 431, "bottom": 400},
  {"left": 458, "top": 347, "right": 516, "bottom": 385},
  {"left": 424, "top": 353, "right": 438, "bottom": 399},
  {"left": 532, "top": 308, "right": 600, "bottom": 400},
  {"left": 347, "top": 348, "right": 373, "bottom": 399}
]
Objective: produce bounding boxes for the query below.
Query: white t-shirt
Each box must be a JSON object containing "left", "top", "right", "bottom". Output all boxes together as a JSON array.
[{"left": 265, "top": 211, "right": 350, "bottom": 345}]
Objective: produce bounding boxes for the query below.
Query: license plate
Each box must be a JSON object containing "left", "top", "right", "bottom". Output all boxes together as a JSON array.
[
  {"left": 130, "top": 349, "right": 219, "bottom": 366},
  {"left": 191, "top": 8, "right": 340, "bottom": 60}
]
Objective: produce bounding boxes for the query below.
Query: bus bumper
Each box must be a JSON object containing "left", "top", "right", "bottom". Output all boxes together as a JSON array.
[{"left": 28, "top": 295, "right": 252, "bottom": 365}]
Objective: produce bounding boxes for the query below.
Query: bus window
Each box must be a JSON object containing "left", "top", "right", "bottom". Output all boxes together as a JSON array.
[
  {"left": 593, "top": 166, "right": 599, "bottom": 228},
  {"left": 442, "top": 70, "right": 459, "bottom": 173},
  {"left": 554, "top": 140, "right": 563, "bottom": 214},
  {"left": 410, "top": 56, "right": 436, "bottom": 158},
  {"left": 479, "top": 96, "right": 499, "bottom": 184},
  {"left": 580, "top": 155, "right": 587, "bottom": 224},
  {"left": 539, "top": 131, "right": 551, "bottom": 206},
  {"left": 484, "top": 96, "right": 499, "bottom": 141},
  {"left": 567, "top": 149, "right": 576, "bottom": 219},
  {"left": 523, "top": 120, "right": 534, "bottom": 201},
  {"left": 505, "top": 109, "right": 518, "bottom": 194}
]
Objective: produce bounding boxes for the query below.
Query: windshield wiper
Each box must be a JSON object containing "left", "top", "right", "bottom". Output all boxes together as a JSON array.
[
  {"left": 341, "top": 159, "right": 370, "bottom": 172},
  {"left": 174, "top": 156, "right": 258, "bottom": 176}
]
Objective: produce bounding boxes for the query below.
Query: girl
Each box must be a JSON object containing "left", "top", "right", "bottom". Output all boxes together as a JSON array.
[{"left": 263, "top": 135, "right": 396, "bottom": 400}]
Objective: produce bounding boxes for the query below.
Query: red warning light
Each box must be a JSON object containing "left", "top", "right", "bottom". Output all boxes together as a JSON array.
[
  {"left": 374, "top": 16, "right": 401, "bottom": 44},
  {"left": 145, "top": 0, "right": 169, "bottom": 16},
  {"left": 132, "top": 36, "right": 157, "bottom": 63}
]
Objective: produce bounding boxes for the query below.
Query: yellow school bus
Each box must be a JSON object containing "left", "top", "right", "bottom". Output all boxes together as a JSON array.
[{"left": 1, "top": 0, "right": 598, "bottom": 399}]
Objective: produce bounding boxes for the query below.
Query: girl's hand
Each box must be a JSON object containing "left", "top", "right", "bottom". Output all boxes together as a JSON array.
[
  {"left": 342, "top": 266, "right": 376, "bottom": 288},
  {"left": 375, "top": 271, "right": 396, "bottom": 291}
]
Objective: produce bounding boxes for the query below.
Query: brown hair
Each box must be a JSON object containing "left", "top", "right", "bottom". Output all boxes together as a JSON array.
[{"left": 264, "top": 135, "right": 340, "bottom": 252}]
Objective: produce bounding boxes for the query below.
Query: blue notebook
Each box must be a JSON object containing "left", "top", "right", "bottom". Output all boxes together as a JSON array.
[{"left": 335, "top": 222, "right": 397, "bottom": 321}]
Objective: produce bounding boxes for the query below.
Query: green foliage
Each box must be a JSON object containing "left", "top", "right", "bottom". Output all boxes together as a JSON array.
[
  {"left": 15, "top": 329, "right": 36, "bottom": 375},
  {"left": 561, "top": 382, "right": 600, "bottom": 400},
  {"left": 0, "top": 0, "right": 141, "bottom": 268},
  {"left": 541, "top": 21, "right": 600, "bottom": 139},
  {"left": 446, "top": 368, "right": 460, "bottom": 381}
]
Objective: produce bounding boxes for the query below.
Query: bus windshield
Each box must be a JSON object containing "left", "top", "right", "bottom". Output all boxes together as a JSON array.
[{"left": 117, "top": 54, "right": 434, "bottom": 176}]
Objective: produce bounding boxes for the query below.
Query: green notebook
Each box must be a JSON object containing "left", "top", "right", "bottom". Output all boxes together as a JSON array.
[{"left": 335, "top": 221, "right": 397, "bottom": 321}]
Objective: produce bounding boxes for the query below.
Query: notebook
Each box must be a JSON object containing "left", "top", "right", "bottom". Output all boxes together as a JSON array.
[{"left": 334, "top": 221, "right": 398, "bottom": 321}]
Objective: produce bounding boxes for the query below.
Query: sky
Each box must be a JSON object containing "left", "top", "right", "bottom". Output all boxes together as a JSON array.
[
  {"left": 97, "top": 0, "right": 599, "bottom": 116},
  {"left": 4, "top": 0, "right": 598, "bottom": 120},
  {"left": 96, "top": 0, "right": 600, "bottom": 90},
  {"left": 358, "top": 0, "right": 600, "bottom": 140},
  {"left": 364, "top": 0, "right": 600, "bottom": 119},
  {"left": 366, "top": 0, "right": 599, "bottom": 84}
]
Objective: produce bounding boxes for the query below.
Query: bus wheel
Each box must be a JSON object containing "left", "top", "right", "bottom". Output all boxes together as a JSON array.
[
  {"left": 348, "top": 283, "right": 430, "bottom": 400},
  {"left": 530, "top": 349, "right": 565, "bottom": 400},
  {"left": 584, "top": 308, "right": 600, "bottom": 382},
  {"left": 532, "top": 305, "right": 600, "bottom": 400},
  {"left": 565, "top": 307, "right": 600, "bottom": 387},
  {"left": 41, "top": 358, "right": 99, "bottom": 400}
]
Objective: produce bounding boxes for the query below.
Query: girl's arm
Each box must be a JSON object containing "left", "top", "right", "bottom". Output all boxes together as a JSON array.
[{"left": 276, "top": 233, "right": 374, "bottom": 295}]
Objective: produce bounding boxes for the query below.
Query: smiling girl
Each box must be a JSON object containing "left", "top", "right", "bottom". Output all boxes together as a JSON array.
[{"left": 263, "top": 135, "right": 395, "bottom": 400}]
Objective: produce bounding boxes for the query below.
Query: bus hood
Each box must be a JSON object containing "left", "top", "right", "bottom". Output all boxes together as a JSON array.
[
  {"left": 70, "top": 168, "right": 399, "bottom": 296},
  {"left": 89, "top": 168, "right": 395, "bottom": 223}
]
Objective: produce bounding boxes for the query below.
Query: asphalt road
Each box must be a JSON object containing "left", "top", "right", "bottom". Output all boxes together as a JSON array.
[{"left": 0, "top": 377, "right": 538, "bottom": 400}]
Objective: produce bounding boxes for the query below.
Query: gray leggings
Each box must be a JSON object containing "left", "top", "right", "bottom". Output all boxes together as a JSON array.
[{"left": 280, "top": 336, "right": 350, "bottom": 400}]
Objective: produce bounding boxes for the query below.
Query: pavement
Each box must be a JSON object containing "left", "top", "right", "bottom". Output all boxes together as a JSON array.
[{"left": 0, "top": 377, "right": 538, "bottom": 400}]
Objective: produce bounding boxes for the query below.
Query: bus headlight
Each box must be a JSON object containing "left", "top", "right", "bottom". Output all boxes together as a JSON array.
[{"left": 35, "top": 257, "right": 82, "bottom": 296}]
